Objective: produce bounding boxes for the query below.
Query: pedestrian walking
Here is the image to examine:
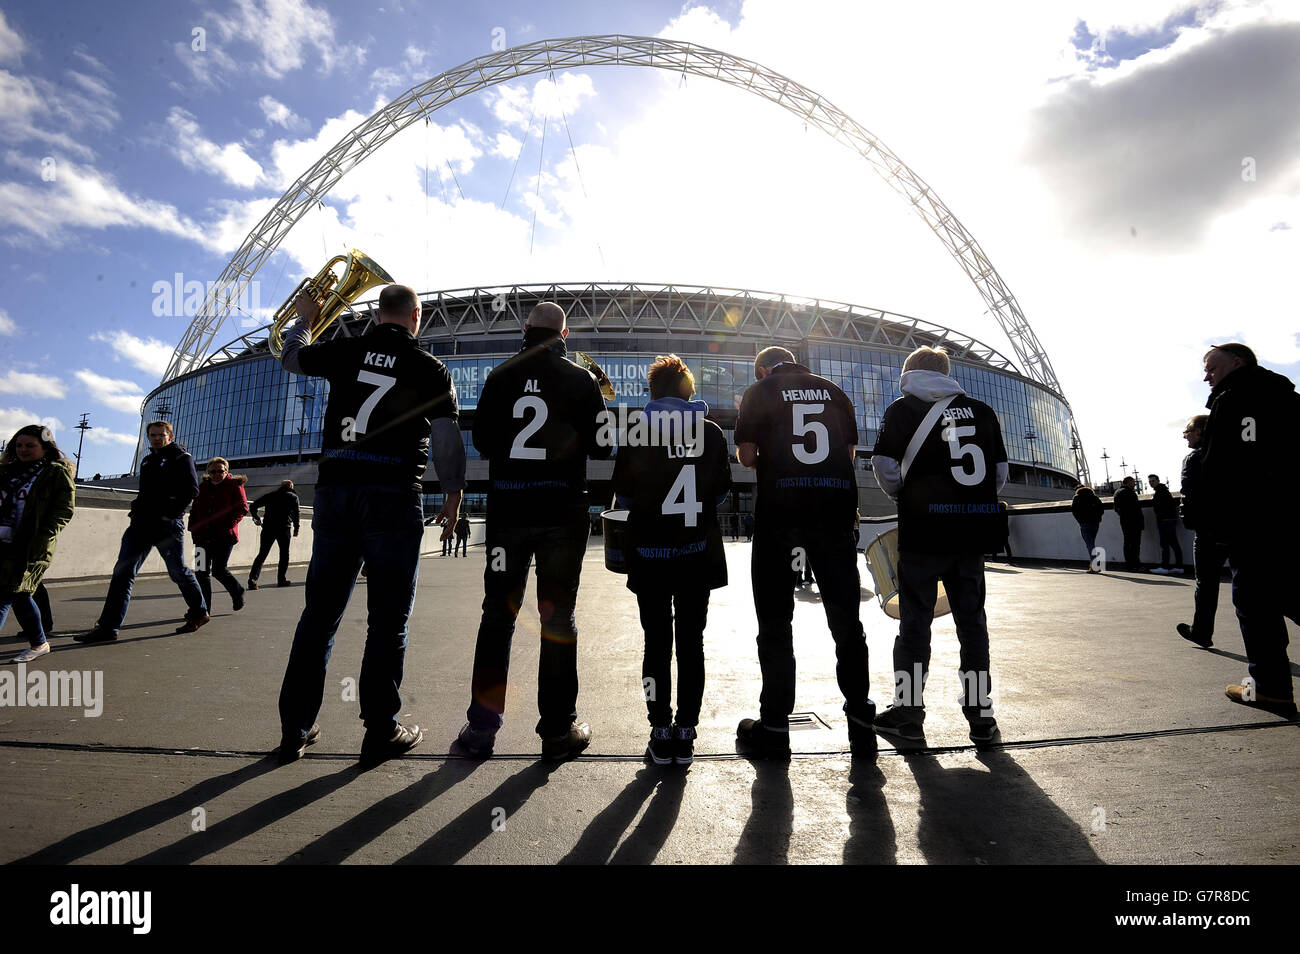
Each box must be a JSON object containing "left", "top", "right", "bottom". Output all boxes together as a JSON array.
[
  {"left": 1175, "top": 414, "right": 1229, "bottom": 647},
  {"left": 248, "top": 480, "right": 300, "bottom": 588},
  {"left": 1070, "top": 486, "right": 1105, "bottom": 571},
  {"left": 454, "top": 513, "right": 470, "bottom": 557},
  {"left": 189, "top": 457, "right": 249, "bottom": 613}
]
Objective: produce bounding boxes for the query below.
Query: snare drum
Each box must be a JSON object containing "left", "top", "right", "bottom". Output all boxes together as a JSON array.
[{"left": 864, "top": 527, "right": 951, "bottom": 620}]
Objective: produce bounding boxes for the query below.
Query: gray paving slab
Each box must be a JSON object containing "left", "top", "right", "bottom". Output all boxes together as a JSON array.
[{"left": 1, "top": 541, "right": 1296, "bottom": 864}]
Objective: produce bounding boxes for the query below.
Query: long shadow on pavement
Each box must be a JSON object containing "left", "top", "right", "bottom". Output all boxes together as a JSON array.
[
  {"left": 905, "top": 748, "right": 1102, "bottom": 864},
  {"left": 843, "top": 757, "right": 897, "bottom": 864},
  {"left": 1202, "top": 646, "right": 1300, "bottom": 678},
  {"left": 557, "top": 767, "right": 687, "bottom": 864},
  {"left": 395, "top": 762, "right": 556, "bottom": 864},
  {"left": 280, "top": 759, "right": 483, "bottom": 864},
  {"left": 128, "top": 763, "right": 361, "bottom": 864},
  {"left": 732, "top": 759, "right": 793, "bottom": 865},
  {"left": 11, "top": 757, "right": 280, "bottom": 864}
]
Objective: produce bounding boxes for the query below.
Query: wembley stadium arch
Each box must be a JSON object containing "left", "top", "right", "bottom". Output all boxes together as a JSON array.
[{"left": 151, "top": 34, "right": 1089, "bottom": 485}]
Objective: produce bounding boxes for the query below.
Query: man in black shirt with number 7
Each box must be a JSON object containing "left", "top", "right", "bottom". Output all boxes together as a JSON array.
[
  {"left": 276, "top": 284, "right": 466, "bottom": 767},
  {"left": 733, "top": 346, "right": 876, "bottom": 758},
  {"left": 871, "top": 346, "right": 1007, "bottom": 746}
]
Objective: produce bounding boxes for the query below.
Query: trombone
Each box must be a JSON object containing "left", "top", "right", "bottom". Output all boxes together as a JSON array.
[{"left": 269, "top": 249, "right": 395, "bottom": 356}]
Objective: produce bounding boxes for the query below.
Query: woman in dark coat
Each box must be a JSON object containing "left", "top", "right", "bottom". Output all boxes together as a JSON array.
[
  {"left": 1070, "top": 486, "right": 1105, "bottom": 572},
  {"left": 0, "top": 425, "right": 76, "bottom": 662},
  {"left": 188, "top": 457, "right": 249, "bottom": 612}
]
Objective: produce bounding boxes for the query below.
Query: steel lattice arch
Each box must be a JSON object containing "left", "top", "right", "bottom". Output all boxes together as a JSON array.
[{"left": 159, "top": 33, "right": 1088, "bottom": 481}]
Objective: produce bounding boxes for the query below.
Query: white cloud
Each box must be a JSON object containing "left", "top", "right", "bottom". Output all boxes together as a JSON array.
[
  {"left": 0, "top": 150, "right": 205, "bottom": 247},
  {"left": 0, "top": 408, "right": 63, "bottom": 441},
  {"left": 213, "top": 0, "right": 364, "bottom": 80},
  {"left": 85, "top": 427, "right": 140, "bottom": 447},
  {"left": 0, "top": 370, "right": 66, "bottom": 399},
  {"left": 258, "top": 94, "right": 302, "bottom": 129},
  {"left": 91, "top": 330, "right": 174, "bottom": 377},
  {"left": 165, "top": 107, "right": 264, "bottom": 188},
  {"left": 484, "top": 72, "right": 596, "bottom": 129},
  {"left": 492, "top": 132, "right": 522, "bottom": 160},
  {"left": 0, "top": 11, "right": 25, "bottom": 67},
  {"left": 0, "top": 308, "right": 15, "bottom": 335},
  {"left": 369, "top": 66, "right": 403, "bottom": 92},
  {"left": 75, "top": 369, "right": 145, "bottom": 415},
  {"left": 0, "top": 64, "right": 119, "bottom": 161}
]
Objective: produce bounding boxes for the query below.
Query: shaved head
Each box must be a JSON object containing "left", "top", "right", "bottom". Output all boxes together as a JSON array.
[{"left": 527, "top": 302, "right": 567, "bottom": 331}]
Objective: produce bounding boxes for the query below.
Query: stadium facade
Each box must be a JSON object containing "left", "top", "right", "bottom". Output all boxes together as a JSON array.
[{"left": 135, "top": 282, "right": 1081, "bottom": 516}]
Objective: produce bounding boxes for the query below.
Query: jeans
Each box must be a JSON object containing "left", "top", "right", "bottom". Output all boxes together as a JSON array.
[
  {"left": 98, "top": 518, "right": 208, "bottom": 633},
  {"left": 1157, "top": 519, "right": 1184, "bottom": 568},
  {"left": 466, "top": 521, "right": 589, "bottom": 739},
  {"left": 278, "top": 485, "right": 425, "bottom": 741},
  {"left": 1078, "top": 522, "right": 1100, "bottom": 562},
  {"left": 249, "top": 524, "right": 292, "bottom": 583},
  {"left": 1121, "top": 523, "right": 1143, "bottom": 571},
  {"left": 455, "top": 535, "right": 468, "bottom": 557},
  {"left": 33, "top": 583, "right": 52, "bottom": 632},
  {"left": 1191, "top": 533, "right": 1230, "bottom": 640},
  {"left": 195, "top": 538, "right": 243, "bottom": 610},
  {"left": 894, "top": 551, "right": 992, "bottom": 714},
  {"left": 0, "top": 591, "right": 44, "bottom": 647},
  {"left": 751, "top": 521, "right": 872, "bottom": 728},
  {"left": 442, "top": 536, "right": 452, "bottom": 556},
  {"left": 1226, "top": 540, "right": 1295, "bottom": 700},
  {"left": 637, "top": 588, "right": 709, "bottom": 727}
]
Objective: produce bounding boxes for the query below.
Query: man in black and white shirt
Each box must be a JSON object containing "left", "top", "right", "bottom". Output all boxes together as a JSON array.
[
  {"left": 733, "top": 346, "right": 875, "bottom": 758},
  {"left": 455, "top": 302, "right": 610, "bottom": 763},
  {"left": 871, "top": 346, "right": 1007, "bottom": 745},
  {"left": 276, "top": 284, "right": 465, "bottom": 767}
]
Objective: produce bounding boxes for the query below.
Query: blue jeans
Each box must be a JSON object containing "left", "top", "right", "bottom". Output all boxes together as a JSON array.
[
  {"left": 1078, "top": 522, "right": 1100, "bottom": 561},
  {"left": 98, "top": 518, "right": 208, "bottom": 633},
  {"left": 278, "top": 485, "right": 425, "bottom": 741},
  {"left": 0, "top": 591, "right": 44, "bottom": 647},
  {"left": 466, "top": 521, "right": 589, "bottom": 739}
]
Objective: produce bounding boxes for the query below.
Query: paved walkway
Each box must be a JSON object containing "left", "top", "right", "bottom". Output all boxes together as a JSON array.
[{"left": 2, "top": 542, "right": 1296, "bottom": 864}]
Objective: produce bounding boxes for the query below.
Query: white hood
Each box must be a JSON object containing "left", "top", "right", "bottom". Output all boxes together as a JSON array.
[{"left": 899, "top": 369, "right": 965, "bottom": 402}]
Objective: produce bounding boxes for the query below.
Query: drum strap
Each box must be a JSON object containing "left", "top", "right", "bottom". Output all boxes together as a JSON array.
[{"left": 900, "top": 396, "right": 955, "bottom": 483}]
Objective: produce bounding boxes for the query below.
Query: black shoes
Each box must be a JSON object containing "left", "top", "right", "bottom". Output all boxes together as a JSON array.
[
  {"left": 1176, "top": 623, "right": 1212, "bottom": 648},
  {"left": 247, "top": 580, "right": 259, "bottom": 590},
  {"left": 964, "top": 707, "right": 1001, "bottom": 746},
  {"left": 736, "top": 718, "right": 791, "bottom": 759},
  {"left": 278, "top": 724, "right": 321, "bottom": 764},
  {"left": 542, "top": 722, "right": 591, "bottom": 762},
  {"left": 360, "top": 723, "right": 424, "bottom": 767},
  {"left": 647, "top": 726, "right": 674, "bottom": 765},
  {"left": 74, "top": 626, "right": 117, "bottom": 643},
  {"left": 232, "top": 589, "right": 245, "bottom": 612},
  {"left": 277, "top": 580, "right": 293, "bottom": 588},
  {"left": 845, "top": 704, "right": 878, "bottom": 755},
  {"left": 673, "top": 725, "right": 697, "bottom": 766},
  {"left": 872, "top": 705, "right": 926, "bottom": 742},
  {"left": 454, "top": 722, "right": 497, "bottom": 759}
]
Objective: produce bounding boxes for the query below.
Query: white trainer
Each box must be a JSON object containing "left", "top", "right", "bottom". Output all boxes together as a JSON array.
[{"left": 11, "top": 643, "right": 51, "bottom": 663}]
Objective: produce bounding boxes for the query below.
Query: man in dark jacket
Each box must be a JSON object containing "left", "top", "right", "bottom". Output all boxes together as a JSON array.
[
  {"left": 1176, "top": 414, "right": 1229, "bottom": 647},
  {"left": 1112, "top": 477, "right": 1144, "bottom": 572},
  {"left": 248, "top": 480, "right": 300, "bottom": 588},
  {"left": 1070, "top": 486, "right": 1105, "bottom": 571},
  {"left": 1199, "top": 343, "right": 1298, "bottom": 714},
  {"left": 453, "top": 514, "right": 470, "bottom": 557},
  {"left": 1147, "top": 474, "right": 1184, "bottom": 574},
  {"left": 77, "top": 420, "right": 209, "bottom": 642}
]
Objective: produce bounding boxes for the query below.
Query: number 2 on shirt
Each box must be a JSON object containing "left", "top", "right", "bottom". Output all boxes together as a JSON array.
[{"left": 510, "top": 395, "right": 547, "bottom": 459}]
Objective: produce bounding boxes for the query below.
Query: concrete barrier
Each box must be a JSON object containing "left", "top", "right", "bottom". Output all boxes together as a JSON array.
[{"left": 43, "top": 504, "right": 487, "bottom": 585}]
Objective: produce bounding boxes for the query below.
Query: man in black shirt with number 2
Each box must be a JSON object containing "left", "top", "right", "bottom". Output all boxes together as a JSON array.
[
  {"left": 733, "top": 346, "right": 876, "bottom": 758},
  {"left": 871, "top": 346, "right": 1007, "bottom": 746},
  {"left": 276, "top": 284, "right": 466, "bottom": 767}
]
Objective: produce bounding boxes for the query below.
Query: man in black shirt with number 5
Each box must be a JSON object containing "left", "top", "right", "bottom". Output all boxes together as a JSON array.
[
  {"left": 871, "top": 346, "right": 1007, "bottom": 746},
  {"left": 733, "top": 346, "right": 876, "bottom": 758},
  {"left": 276, "top": 284, "right": 466, "bottom": 767}
]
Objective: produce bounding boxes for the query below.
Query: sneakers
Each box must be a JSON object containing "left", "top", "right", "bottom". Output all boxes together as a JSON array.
[
  {"left": 232, "top": 589, "right": 245, "bottom": 612},
  {"left": 74, "top": 626, "right": 117, "bottom": 643},
  {"left": 872, "top": 705, "right": 925, "bottom": 742},
  {"left": 247, "top": 580, "right": 259, "bottom": 590},
  {"left": 1225, "top": 685, "right": 1298, "bottom": 717},
  {"left": 735, "top": 718, "right": 791, "bottom": 759},
  {"left": 277, "top": 724, "right": 321, "bottom": 764},
  {"left": 175, "top": 615, "right": 211, "bottom": 634},
  {"left": 542, "top": 722, "right": 591, "bottom": 762},
  {"left": 647, "top": 726, "right": 674, "bottom": 765},
  {"left": 673, "top": 724, "right": 697, "bottom": 766},
  {"left": 1176, "top": 622, "right": 1212, "bottom": 649},
  {"left": 360, "top": 722, "right": 424, "bottom": 767},
  {"left": 454, "top": 722, "right": 497, "bottom": 759},
  {"left": 10, "top": 642, "right": 51, "bottom": 663},
  {"left": 963, "top": 707, "right": 1000, "bottom": 746}
]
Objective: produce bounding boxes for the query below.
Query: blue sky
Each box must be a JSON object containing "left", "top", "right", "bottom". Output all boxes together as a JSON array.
[{"left": 1, "top": 0, "right": 1297, "bottom": 480}]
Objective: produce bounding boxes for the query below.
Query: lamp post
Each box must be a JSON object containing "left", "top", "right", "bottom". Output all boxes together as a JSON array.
[
  {"left": 1101, "top": 448, "right": 1111, "bottom": 492},
  {"left": 295, "top": 392, "right": 315, "bottom": 464},
  {"left": 74, "top": 413, "right": 93, "bottom": 478},
  {"left": 1025, "top": 427, "right": 1038, "bottom": 487}
]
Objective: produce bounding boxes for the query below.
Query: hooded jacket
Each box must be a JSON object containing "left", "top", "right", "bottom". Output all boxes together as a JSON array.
[
  {"left": 1200, "top": 364, "right": 1300, "bottom": 543},
  {"left": 130, "top": 441, "right": 199, "bottom": 527},
  {"left": 0, "top": 457, "right": 75, "bottom": 594},
  {"left": 189, "top": 473, "right": 250, "bottom": 546}
]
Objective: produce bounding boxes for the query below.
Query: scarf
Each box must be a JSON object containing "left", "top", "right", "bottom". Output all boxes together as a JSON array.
[{"left": 0, "top": 457, "right": 49, "bottom": 543}]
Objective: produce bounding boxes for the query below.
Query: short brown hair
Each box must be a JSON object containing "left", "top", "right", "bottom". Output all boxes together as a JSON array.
[
  {"left": 1187, "top": 414, "right": 1209, "bottom": 431},
  {"left": 1204, "top": 342, "right": 1256, "bottom": 367},
  {"left": 146, "top": 420, "right": 173, "bottom": 437},
  {"left": 754, "top": 346, "right": 795, "bottom": 374},
  {"left": 648, "top": 354, "right": 696, "bottom": 400},
  {"left": 378, "top": 284, "right": 419, "bottom": 318},
  {"left": 902, "top": 346, "right": 951, "bottom": 375}
]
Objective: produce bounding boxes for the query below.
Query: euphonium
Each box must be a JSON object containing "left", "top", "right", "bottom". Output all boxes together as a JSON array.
[
  {"left": 572, "top": 351, "right": 616, "bottom": 402},
  {"left": 268, "top": 249, "right": 396, "bottom": 357}
]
